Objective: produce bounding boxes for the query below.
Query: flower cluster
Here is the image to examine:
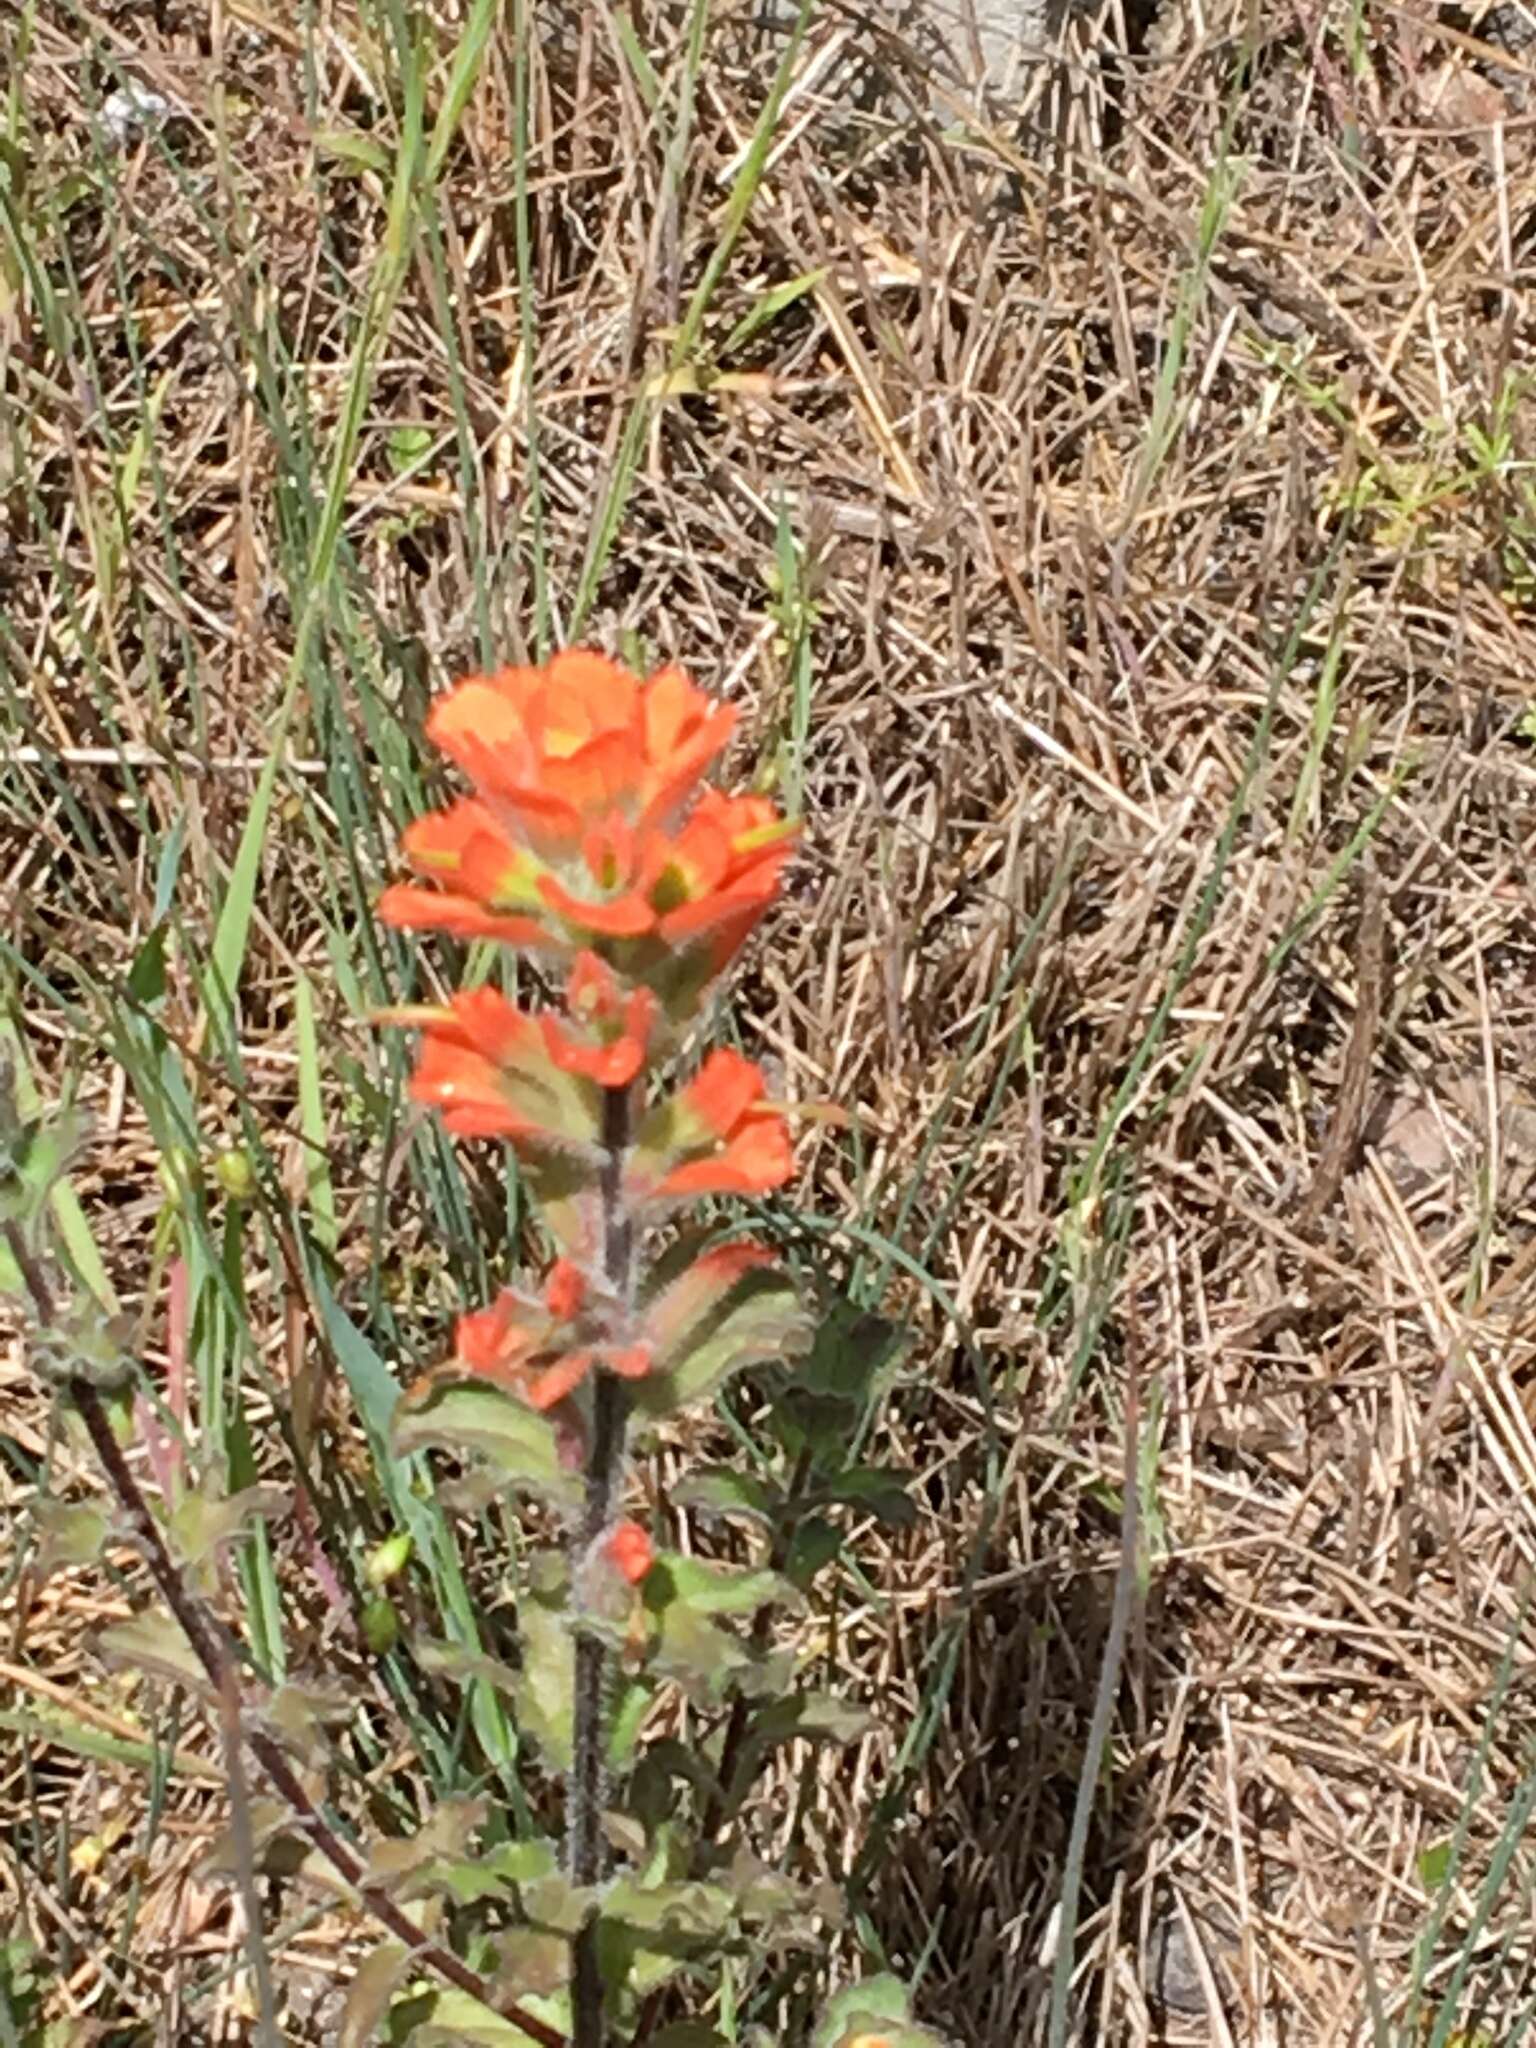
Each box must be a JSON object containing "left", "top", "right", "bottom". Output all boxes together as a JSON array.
[{"left": 381, "top": 651, "right": 796, "bottom": 1018}]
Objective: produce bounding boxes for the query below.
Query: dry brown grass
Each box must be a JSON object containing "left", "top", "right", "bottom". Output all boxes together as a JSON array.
[{"left": 6, "top": 0, "right": 1536, "bottom": 2041}]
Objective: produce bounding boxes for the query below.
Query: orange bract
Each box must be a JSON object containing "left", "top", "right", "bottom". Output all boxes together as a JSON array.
[
  {"left": 397, "top": 986, "right": 599, "bottom": 1146},
  {"left": 603, "top": 1520, "right": 656, "bottom": 1586},
  {"left": 448, "top": 1259, "right": 656, "bottom": 1413},
  {"left": 633, "top": 1049, "right": 795, "bottom": 1203}
]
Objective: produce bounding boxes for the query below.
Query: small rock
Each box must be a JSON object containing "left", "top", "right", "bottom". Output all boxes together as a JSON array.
[{"left": 100, "top": 85, "right": 178, "bottom": 150}]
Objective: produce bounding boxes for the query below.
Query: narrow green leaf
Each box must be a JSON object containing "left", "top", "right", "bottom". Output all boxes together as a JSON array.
[
  {"left": 0, "top": 1707, "right": 221, "bottom": 1783},
  {"left": 721, "top": 266, "right": 827, "bottom": 359},
  {"left": 293, "top": 971, "right": 337, "bottom": 1253}
]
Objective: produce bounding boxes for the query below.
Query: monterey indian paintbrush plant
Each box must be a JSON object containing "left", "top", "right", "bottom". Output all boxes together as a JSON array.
[{"left": 4, "top": 648, "right": 945, "bottom": 2047}]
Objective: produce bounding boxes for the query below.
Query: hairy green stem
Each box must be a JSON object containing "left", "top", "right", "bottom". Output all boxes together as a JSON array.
[{"left": 570, "top": 1085, "right": 635, "bottom": 2048}]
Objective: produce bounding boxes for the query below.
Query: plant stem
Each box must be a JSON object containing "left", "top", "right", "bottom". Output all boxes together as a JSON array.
[
  {"left": 3, "top": 1222, "right": 565, "bottom": 2048},
  {"left": 569, "top": 1084, "right": 635, "bottom": 2048}
]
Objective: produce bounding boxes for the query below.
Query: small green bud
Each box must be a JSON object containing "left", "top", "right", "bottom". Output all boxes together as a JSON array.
[
  {"left": 365, "top": 1532, "right": 413, "bottom": 1586},
  {"left": 360, "top": 1596, "right": 399, "bottom": 1655},
  {"left": 213, "top": 1148, "right": 257, "bottom": 1202}
]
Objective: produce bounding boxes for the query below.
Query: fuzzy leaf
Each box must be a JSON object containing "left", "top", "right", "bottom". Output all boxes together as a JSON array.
[
  {"left": 814, "top": 1464, "right": 916, "bottom": 1526},
  {"left": 634, "top": 1252, "right": 810, "bottom": 1416},
  {"left": 338, "top": 1942, "right": 411, "bottom": 2048},
  {"left": 514, "top": 1594, "right": 576, "bottom": 1770},
  {"left": 742, "top": 1690, "right": 873, "bottom": 1753},
  {"left": 386, "top": 1985, "right": 565, "bottom": 2047},
  {"left": 651, "top": 1556, "right": 796, "bottom": 1619},
  {"left": 798, "top": 1299, "right": 906, "bottom": 1402},
  {"left": 603, "top": 1877, "right": 734, "bottom": 1941},
  {"left": 814, "top": 1976, "right": 949, "bottom": 2048},
  {"left": 392, "top": 1380, "right": 580, "bottom": 1508},
  {"left": 31, "top": 1499, "right": 108, "bottom": 1575},
  {"left": 365, "top": 1796, "right": 487, "bottom": 1893},
  {"left": 416, "top": 1637, "right": 525, "bottom": 1699},
  {"left": 202, "top": 1800, "right": 307, "bottom": 1879},
  {"left": 640, "top": 1557, "right": 792, "bottom": 1701},
  {"left": 96, "top": 1610, "right": 208, "bottom": 1693},
  {"left": 259, "top": 1681, "right": 354, "bottom": 1764},
  {"left": 785, "top": 1516, "right": 843, "bottom": 1590},
  {"left": 489, "top": 1927, "right": 569, "bottom": 2001},
  {"left": 608, "top": 1674, "right": 654, "bottom": 1768},
  {"left": 170, "top": 1483, "right": 288, "bottom": 1591},
  {"left": 523, "top": 1872, "right": 596, "bottom": 1936},
  {"left": 427, "top": 1846, "right": 556, "bottom": 1908},
  {"left": 673, "top": 1468, "right": 780, "bottom": 1524}
]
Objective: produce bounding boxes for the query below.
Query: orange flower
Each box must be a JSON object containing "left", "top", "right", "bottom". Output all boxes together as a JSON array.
[
  {"left": 540, "top": 953, "right": 655, "bottom": 1089},
  {"left": 380, "top": 798, "right": 557, "bottom": 948},
  {"left": 391, "top": 985, "right": 601, "bottom": 1146},
  {"left": 449, "top": 1260, "right": 653, "bottom": 1412},
  {"left": 603, "top": 1520, "right": 655, "bottom": 1586},
  {"left": 424, "top": 650, "right": 735, "bottom": 855},
  {"left": 631, "top": 1049, "right": 794, "bottom": 1204},
  {"left": 378, "top": 650, "right": 795, "bottom": 1011}
]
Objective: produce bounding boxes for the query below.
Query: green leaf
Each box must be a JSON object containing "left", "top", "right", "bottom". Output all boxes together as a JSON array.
[
  {"left": 168, "top": 1482, "right": 287, "bottom": 1592},
  {"left": 386, "top": 1985, "right": 565, "bottom": 2047},
  {"left": 640, "top": 1557, "right": 794, "bottom": 1702},
  {"left": 96, "top": 1611, "right": 209, "bottom": 1693},
  {"left": 416, "top": 1637, "right": 525, "bottom": 1699},
  {"left": 365, "top": 1795, "right": 488, "bottom": 1893},
  {"left": 648, "top": 2028, "right": 730, "bottom": 2048},
  {"left": 126, "top": 923, "right": 169, "bottom": 1005},
  {"left": 315, "top": 127, "right": 391, "bottom": 176},
  {"left": 608, "top": 1675, "right": 653, "bottom": 1768},
  {"left": 797, "top": 1299, "right": 906, "bottom": 1404},
  {"left": 635, "top": 1256, "right": 810, "bottom": 1418},
  {"left": 814, "top": 1464, "right": 916, "bottom": 1526},
  {"left": 740, "top": 1690, "right": 873, "bottom": 1754},
  {"left": 0, "top": 1706, "right": 222, "bottom": 1783},
  {"left": 30, "top": 1498, "right": 108, "bottom": 1575},
  {"left": 488, "top": 1927, "right": 569, "bottom": 2001},
  {"left": 813, "top": 1975, "right": 948, "bottom": 2048},
  {"left": 652, "top": 1555, "right": 796, "bottom": 1619},
  {"left": 513, "top": 1592, "right": 576, "bottom": 1770},
  {"left": 259, "top": 1681, "right": 354, "bottom": 1763},
  {"left": 387, "top": 423, "right": 434, "bottom": 474},
  {"left": 393, "top": 1380, "right": 580, "bottom": 1509},
  {"left": 1418, "top": 1837, "right": 1454, "bottom": 1890},
  {"left": 784, "top": 1516, "right": 842, "bottom": 1590},
  {"left": 721, "top": 267, "right": 828, "bottom": 359},
  {"left": 338, "top": 1942, "right": 411, "bottom": 2048},
  {"left": 423, "top": 1839, "right": 557, "bottom": 1908},
  {"left": 602, "top": 1877, "right": 733, "bottom": 1940},
  {"left": 673, "top": 1468, "right": 780, "bottom": 1524}
]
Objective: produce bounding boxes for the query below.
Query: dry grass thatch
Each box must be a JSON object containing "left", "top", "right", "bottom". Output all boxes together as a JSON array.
[{"left": 5, "top": 0, "right": 1536, "bottom": 2040}]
